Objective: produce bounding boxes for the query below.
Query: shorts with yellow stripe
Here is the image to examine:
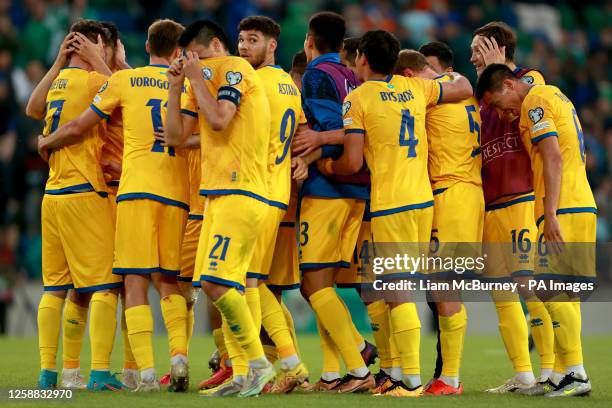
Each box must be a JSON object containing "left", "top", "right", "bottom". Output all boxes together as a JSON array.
[
  {"left": 178, "top": 213, "right": 203, "bottom": 282},
  {"left": 535, "top": 208, "right": 597, "bottom": 281},
  {"left": 298, "top": 196, "right": 365, "bottom": 271},
  {"left": 267, "top": 197, "right": 300, "bottom": 291},
  {"left": 430, "top": 183, "right": 484, "bottom": 278},
  {"left": 113, "top": 196, "right": 188, "bottom": 276},
  {"left": 246, "top": 205, "right": 286, "bottom": 281},
  {"left": 193, "top": 194, "right": 267, "bottom": 291},
  {"left": 482, "top": 194, "right": 536, "bottom": 280},
  {"left": 370, "top": 201, "right": 434, "bottom": 280},
  {"left": 336, "top": 203, "right": 372, "bottom": 288},
  {"left": 42, "top": 191, "right": 122, "bottom": 292}
]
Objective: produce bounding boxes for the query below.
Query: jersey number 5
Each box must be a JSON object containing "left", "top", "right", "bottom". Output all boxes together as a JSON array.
[
  {"left": 399, "top": 109, "right": 417, "bottom": 157},
  {"left": 147, "top": 98, "right": 175, "bottom": 156},
  {"left": 465, "top": 104, "right": 481, "bottom": 157}
]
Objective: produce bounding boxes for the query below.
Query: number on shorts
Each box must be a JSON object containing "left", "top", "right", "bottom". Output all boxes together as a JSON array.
[
  {"left": 299, "top": 222, "right": 309, "bottom": 246},
  {"left": 511, "top": 228, "right": 532, "bottom": 254},
  {"left": 209, "top": 235, "right": 231, "bottom": 261}
]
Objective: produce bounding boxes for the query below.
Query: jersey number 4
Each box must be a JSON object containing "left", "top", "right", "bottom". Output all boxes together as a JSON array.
[
  {"left": 398, "top": 109, "right": 418, "bottom": 157},
  {"left": 147, "top": 98, "right": 175, "bottom": 156}
]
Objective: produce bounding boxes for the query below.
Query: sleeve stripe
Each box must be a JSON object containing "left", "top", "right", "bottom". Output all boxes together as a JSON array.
[
  {"left": 90, "top": 104, "right": 110, "bottom": 120},
  {"left": 531, "top": 131, "right": 558, "bottom": 144},
  {"left": 181, "top": 108, "right": 198, "bottom": 118},
  {"left": 346, "top": 129, "right": 365, "bottom": 135},
  {"left": 436, "top": 82, "right": 444, "bottom": 105}
]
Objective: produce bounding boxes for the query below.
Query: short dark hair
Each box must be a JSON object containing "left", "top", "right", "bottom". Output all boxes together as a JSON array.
[
  {"left": 475, "top": 63, "right": 515, "bottom": 100},
  {"left": 100, "top": 21, "right": 119, "bottom": 48},
  {"left": 393, "top": 49, "right": 429, "bottom": 74},
  {"left": 147, "top": 19, "right": 184, "bottom": 58},
  {"left": 291, "top": 50, "right": 307, "bottom": 76},
  {"left": 342, "top": 37, "right": 360, "bottom": 67},
  {"left": 419, "top": 41, "right": 453, "bottom": 69},
  {"left": 358, "top": 30, "right": 399, "bottom": 75},
  {"left": 473, "top": 21, "right": 516, "bottom": 62},
  {"left": 238, "top": 16, "right": 280, "bottom": 40},
  {"left": 70, "top": 20, "right": 110, "bottom": 44},
  {"left": 308, "top": 12, "right": 345, "bottom": 54},
  {"left": 179, "top": 19, "right": 230, "bottom": 52}
]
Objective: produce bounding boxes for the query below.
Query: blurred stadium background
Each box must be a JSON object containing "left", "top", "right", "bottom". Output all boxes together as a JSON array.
[{"left": 0, "top": 0, "right": 610, "bottom": 336}]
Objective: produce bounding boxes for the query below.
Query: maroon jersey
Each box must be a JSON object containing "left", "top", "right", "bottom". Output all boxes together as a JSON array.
[{"left": 480, "top": 68, "right": 543, "bottom": 206}]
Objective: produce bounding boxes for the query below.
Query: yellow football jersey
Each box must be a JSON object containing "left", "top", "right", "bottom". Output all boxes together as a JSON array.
[
  {"left": 43, "top": 67, "right": 108, "bottom": 194},
  {"left": 427, "top": 74, "right": 482, "bottom": 190},
  {"left": 343, "top": 74, "right": 440, "bottom": 215},
  {"left": 181, "top": 56, "right": 270, "bottom": 203},
  {"left": 256, "top": 65, "right": 306, "bottom": 208},
  {"left": 187, "top": 146, "right": 204, "bottom": 217},
  {"left": 519, "top": 85, "right": 596, "bottom": 221},
  {"left": 101, "top": 109, "right": 123, "bottom": 166},
  {"left": 91, "top": 64, "right": 189, "bottom": 209}
]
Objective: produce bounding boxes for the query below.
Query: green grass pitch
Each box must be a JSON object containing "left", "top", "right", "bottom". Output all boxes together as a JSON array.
[{"left": 1, "top": 334, "right": 611, "bottom": 407}]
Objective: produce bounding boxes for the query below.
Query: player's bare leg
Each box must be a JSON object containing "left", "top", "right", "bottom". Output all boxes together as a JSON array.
[{"left": 38, "top": 290, "right": 67, "bottom": 389}]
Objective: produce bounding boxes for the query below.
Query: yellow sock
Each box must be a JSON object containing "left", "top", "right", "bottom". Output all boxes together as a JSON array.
[
  {"left": 245, "top": 287, "right": 262, "bottom": 332},
  {"left": 38, "top": 294, "right": 64, "bottom": 370},
  {"left": 367, "top": 300, "right": 392, "bottom": 368},
  {"left": 222, "top": 319, "right": 249, "bottom": 377},
  {"left": 259, "top": 284, "right": 296, "bottom": 358},
  {"left": 126, "top": 305, "right": 154, "bottom": 371},
  {"left": 160, "top": 294, "right": 188, "bottom": 357},
  {"left": 89, "top": 292, "right": 118, "bottom": 370},
  {"left": 121, "top": 307, "right": 137, "bottom": 369},
  {"left": 186, "top": 307, "right": 195, "bottom": 354},
  {"left": 545, "top": 301, "right": 583, "bottom": 367},
  {"left": 316, "top": 315, "right": 340, "bottom": 373},
  {"left": 494, "top": 301, "right": 532, "bottom": 373},
  {"left": 390, "top": 330, "right": 401, "bottom": 371},
  {"left": 439, "top": 305, "right": 467, "bottom": 377},
  {"left": 572, "top": 301, "right": 583, "bottom": 365},
  {"left": 525, "top": 298, "right": 554, "bottom": 370},
  {"left": 214, "top": 289, "right": 264, "bottom": 361},
  {"left": 553, "top": 337, "right": 566, "bottom": 374},
  {"left": 263, "top": 344, "right": 278, "bottom": 363},
  {"left": 390, "top": 302, "right": 421, "bottom": 375},
  {"left": 338, "top": 296, "right": 364, "bottom": 346},
  {"left": 212, "top": 327, "right": 228, "bottom": 357},
  {"left": 62, "top": 299, "right": 88, "bottom": 369},
  {"left": 281, "top": 301, "right": 300, "bottom": 356},
  {"left": 310, "top": 287, "right": 364, "bottom": 371}
]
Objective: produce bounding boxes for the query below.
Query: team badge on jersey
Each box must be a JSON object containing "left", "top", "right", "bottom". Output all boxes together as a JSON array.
[
  {"left": 342, "top": 101, "right": 351, "bottom": 116},
  {"left": 202, "top": 67, "right": 213, "bottom": 80},
  {"left": 226, "top": 71, "right": 242, "bottom": 86},
  {"left": 97, "top": 81, "right": 108, "bottom": 94},
  {"left": 528, "top": 107, "right": 544, "bottom": 123},
  {"left": 520, "top": 75, "right": 534, "bottom": 84}
]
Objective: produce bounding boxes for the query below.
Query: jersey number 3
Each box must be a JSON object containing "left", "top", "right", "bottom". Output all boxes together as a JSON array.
[{"left": 147, "top": 98, "right": 175, "bottom": 156}]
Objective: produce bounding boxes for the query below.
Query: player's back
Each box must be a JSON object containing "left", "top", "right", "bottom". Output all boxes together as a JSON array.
[
  {"left": 519, "top": 85, "right": 596, "bottom": 217},
  {"left": 194, "top": 56, "right": 270, "bottom": 201},
  {"left": 346, "top": 74, "right": 437, "bottom": 213},
  {"left": 256, "top": 65, "right": 303, "bottom": 209},
  {"left": 44, "top": 67, "right": 107, "bottom": 194},
  {"left": 93, "top": 64, "right": 189, "bottom": 207},
  {"left": 427, "top": 74, "right": 482, "bottom": 190},
  {"left": 101, "top": 109, "right": 124, "bottom": 169}
]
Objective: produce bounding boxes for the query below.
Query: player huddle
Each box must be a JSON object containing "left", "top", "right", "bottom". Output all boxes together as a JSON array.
[{"left": 29, "top": 10, "right": 595, "bottom": 399}]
